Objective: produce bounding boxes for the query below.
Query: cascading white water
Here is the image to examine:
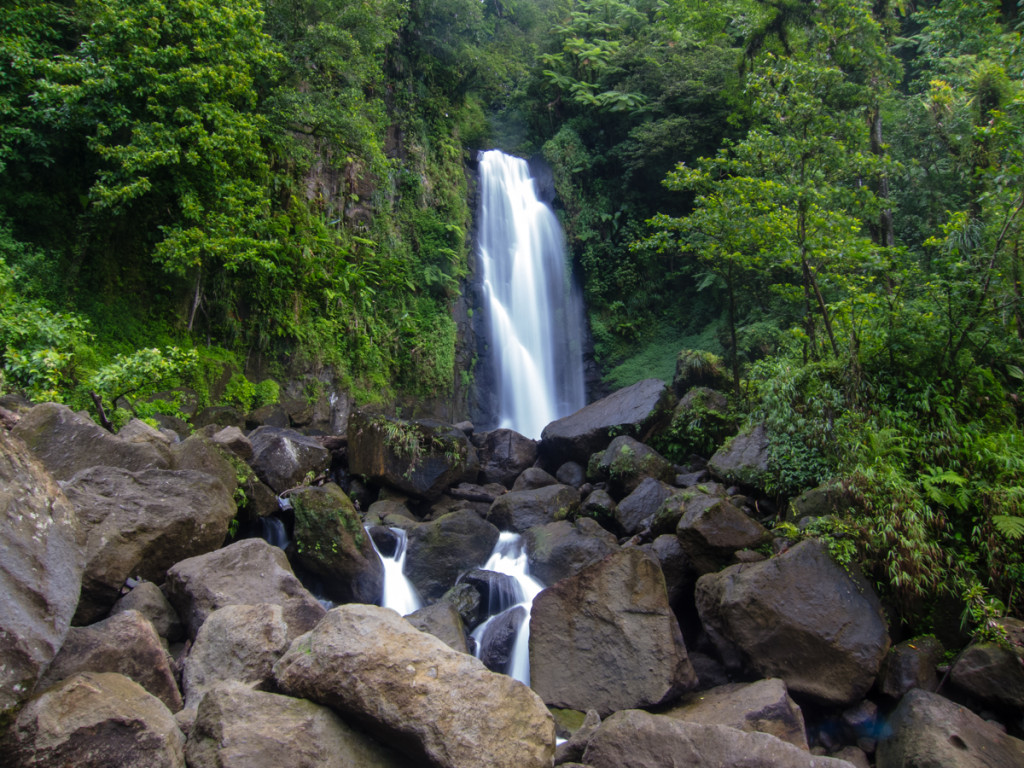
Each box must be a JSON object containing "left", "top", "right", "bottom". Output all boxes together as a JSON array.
[
  {"left": 477, "top": 150, "right": 587, "bottom": 439},
  {"left": 259, "top": 516, "right": 290, "bottom": 550},
  {"left": 367, "top": 526, "right": 422, "bottom": 616},
  {"left": 471, "top": 532, "right": 544, "bottom": 685}
]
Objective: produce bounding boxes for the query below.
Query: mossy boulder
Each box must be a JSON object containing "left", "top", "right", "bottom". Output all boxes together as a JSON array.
[
  {"left": 290, "top": 483, "right": 383, "bottom": 605},
  {"left": 588, "top": 435, "right": 675, "bottom": 497},
  {"left": 672, "top": 349, "right": 731, "bottom": 396}
]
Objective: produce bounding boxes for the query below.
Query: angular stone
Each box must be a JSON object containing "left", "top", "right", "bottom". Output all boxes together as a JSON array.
[
  {"left": 164, "top": 538, "right": 325, "bottom": 642},
  {"left": 950, "top": 631, "right": 1024, "bottom": 709},
  {"left": 405, "top": 511, "right": 501, "bottom": 602},
  {"left": 487, "top": 483, "right": 580, "bottom": 533},
  {"left": 118, "top": 419, "right": 175, "bottom": 447},
  {"left": 591, "top": 436, "right": 675, "bottom": 497},
  {"left": 181, "top": 603, "right": 290, "bottom": 709},
  {"left": 876, "top": 689, "right": 1024, "bottom": 768},
  {"left": 672, "top": 349, "right": 731, "bottom": 396},
  {"left": 707, "top": 423, "right": 770, "bottom": 489},
  {"left": 676, "top": 495, "right": 768, "bottom": 574},
  {"left": 662, "top": 678, "right": 808, "bottom": 749},
  {"left": 512, "top": 466, "right": 559, "bottom": 491},
  {"left": 248, "top": 426, "right": 330, "bottom": 494},
  {"left": 406, "top": 601, "right": 468, "bottom": 654},
  {"left": 168, "top": 434, "right": 239, "bottom": 496},
  {"left": 540, "top": 378, "right": 676, "bottom": 466},
  {"left": 347, "top": 411, "right": 475, "bottom": 500},
  {"left": 5, "top": 672, "right": 185, "bottom": 768},
  {"left": 695, "top": 539, "right": 890, "bottom": 706},
  {"left": 273, "top": 604, "right": 555, "bottom": 768},
  {"left": 185, "top": 682, "right": 405, "bottom": 768},
  {"left": 524, "top": 518, "right": 619, "bottom": 585},
  {"left": 878, "top": 636, "right": 943, "bottom": 699},
  {"left": 36, "top": 610, "right": 182, "bottom": 712},
  {"left": 12, "top": 402, "right": 171, "bottom": 480},
  {"left": 109, "top": 581, "right": 184, "bottom": 642},
  {"left": 474, "top": 428, "right": 538, "bottom": 487},
  {"left": 289, "top": 483, "right": 383, "bottom": 604},
  {"left": 614, "top": 477, "right": 675, "bottom": 536},
  {"left": 63, "top": 465, "right": 236, "bottom": 624},
  {"left": 641, "top": 534, "right": 697, "bottom": 608},
  {"left": 530, "top": 547, "right": 697, "bottom": 715},
  {"left": 556, "top": 461, "right": 586, "bottom": 487},
  {"left": 0, "top": 429, "right": 84, "bottom": 717},
  {"left": 475, "top": 605, "right": 526, "bottom": 674},
  {"left": 582, "top": 709, "right": 856, "bottom": 768},
  {"left": 210, "top": 426, "right": 253, "bottom": 461}
]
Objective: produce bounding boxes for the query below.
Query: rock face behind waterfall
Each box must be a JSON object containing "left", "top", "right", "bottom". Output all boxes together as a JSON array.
[
  {"left": 530, "top": 547, "right": 697, "bottom": 715},
  {"left": 273, "top": 603, "right": 555, "bottom": 768}
]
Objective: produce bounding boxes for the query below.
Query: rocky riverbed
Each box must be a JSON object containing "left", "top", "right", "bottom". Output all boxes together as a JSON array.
[{"left": 2, "top": 378, "right": 1023, "bottom": 767}]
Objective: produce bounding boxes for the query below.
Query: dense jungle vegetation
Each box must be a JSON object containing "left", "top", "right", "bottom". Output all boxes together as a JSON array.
[{"left": 2, "top": 0, "right": 1023, "bottom": 637}]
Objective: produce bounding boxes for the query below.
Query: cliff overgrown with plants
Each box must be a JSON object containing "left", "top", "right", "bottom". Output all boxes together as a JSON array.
[{"left": 2, "top": 0, "right": 1024, "bottom": 636}]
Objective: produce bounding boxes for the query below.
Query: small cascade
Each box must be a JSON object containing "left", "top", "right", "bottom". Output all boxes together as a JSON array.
[
  {"left": 477, "top": 150, "right": 587, "bottom": 439},
  {"left": 470, "top": 532, "right": 544, "bottom": 685},
  {"left": 259, "top": 516, "right": 290, "bottom": 550},
  {"left": 367, "top": 526, "right": 422, "bottom": 617}
]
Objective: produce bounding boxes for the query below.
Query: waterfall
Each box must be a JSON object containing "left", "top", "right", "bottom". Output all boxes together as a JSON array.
[
  {"left": 367, "top": 526, "right": 422, "bottom": 616},
  {"left": 477, "top": 150, "right": 586, "bottom": 439},
  {"left": 259, "top": 516, "right": 290, "bottom": 550},
  {"left": 470, "top": 532, "right": 544, "bottom": 685}
]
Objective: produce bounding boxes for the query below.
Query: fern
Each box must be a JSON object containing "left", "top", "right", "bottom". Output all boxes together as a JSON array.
[{"left": 993, "top": 514, "right": 1024, "bottom": 540}]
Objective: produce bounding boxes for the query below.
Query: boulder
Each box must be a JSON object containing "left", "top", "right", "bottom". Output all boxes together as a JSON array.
[
  {"left": 556, "top": 461, "right": 586, "bottom": 487},
  {"left": 248, "top": 426, "right": 330, "bottom": 493},
  {"left": 524, "top": 518, "right": 619, "bottom": 585},
  {"left": 185, "top": 682, "right": 405, "bottom": 768},
  {"left": 109, "top": 580, "right": 184, "bottom": 642},
  {"left": 662, "top": 678, "right": 808, "bottom": 749},
  {"left": 676, "top": 495, "right": 768, "bottom": 574},
  {"left": 475, "top": 605, "right": 527, "bottom": 674},
  {"left": 181, "top": 603, "right": 290, "bottom": 709},
  {"left": 512, "top": 466, "right": 559, "bottom": 491},
  {"left": 614, "top": 477, "right": 675, "bottom": 536},
  {"left": 950, "top": 630, "right": 1024, "bottom": 709},
  {"left": 876, "top": 688, "right": 1024, "bottom": 768},
  {"left": 530, "top": 547, "right": 697, "bottom": 715},
  {"left": 488, "top": 483, "right": 581, "bottom": 533},
  {"left": 589, "top": 436, "right": 675, "bottom": 496},
  {"left": 62, "top": 465, "right": 236, "bottom": 624},
  {"left": 406, "top": 601, "right": 468, "bottom": 654},
  {"left": 4, "top": 672, "right": 185, "bottom": 768},
  {"left": 707, "top": 423, "right": 770, "bottom": 489},
  {"left": 0, "top": 429, "right": 84, "bottom": 717},
  {"left": 210, "top": 426, "right": 253, "bottom": 461},
  {"left": 36, "top": 609, "right": 182, "bottom": 712},
  {"left": 347, "top": 411, "right": 475, "bottom": 500},
  {"left": 273, "top": 604, "right": 556, "bottom": 768},
  {"left": 579, "top": 488, "right": 616, "bottom": 528},
  {"left": 582, "top": 709, "right": 856, "bottom": 768},
  {"left": 289, "top": 483, "right": 383, "bottom": 604},
  {"left": 667, "top": 386, "right": 735, "bottom": 457},
  {"left": 695, "top": 539, "right": 890, "bottom": 706},
  {"left": 405, "top": 510, "right": 500, "bottom": 601},
  {"left": 554, "top": 709, "right": 601, "bottom": 765},
  {"left": 118, "top": 418, "right": 175, "bottom": 447},
  {"left": 649, "top": 489, "right": 688, "bottom": 536},
  {"left": 438, "top": 582, "right": 484, "bottom": 630},
  {"left": 164, "top": 538, "right": 325, "bottom": 642},
  {"left": 474, "top": 428, "right": 538, "bottom": 487},
  {"left": 878, "top": 636, "right": 943, "bottom": 699},
  {"left": 540, "top": 378, "right": 676, "bottom": 466},
  {"left": 672, "top": 349, "right": 731, "bottom": 396},
  {"left": 167, "top": 434, "right": 239, "bottom": 495},
  {"left": 12, "top": 402, "right": 170, "bottom": 480},
  {"left": 641, "top": 534, "right": 697, "bottom": 608}
]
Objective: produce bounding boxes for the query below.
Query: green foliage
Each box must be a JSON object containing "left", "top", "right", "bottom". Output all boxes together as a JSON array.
[{"left": 90, "top": 346, "right": 199, "bottom": 417}]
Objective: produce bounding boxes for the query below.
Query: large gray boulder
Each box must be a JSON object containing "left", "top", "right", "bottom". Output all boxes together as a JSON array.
[
  {"left": 11, "top": 402, "right": 171, "bottom": 480},
  {"left": 181, "top": 603, "right": 291, "bottom": 710},
  {"left": 4, "top": 672, "right": 185, "bottom": 768},
  {"left": 109, "top": 580, "right": 184, "bottom": 643},
  {"left": 589, "top": 436, "right": 675, "bottom": 497},
  {"left": 347, "top": 411, "right": 476, "bottom": 500},
  {"left": 707, "top": 423, "right": 770, "bottom": 489},
  {"left": 406, "top": 601, "right": 469, "bottom": 653},
  {"left": 676, "top": 494, "right": 768, "bottom": 574},
  {"left": 524, "top": 518, "right": 619, "bottom": 585},
  {"left": 248, "top": 426, "right": 330, "bottom": 493},
  {"left": 949, "top": 619, "right": 1024, "bottom": 709},
  {"left": 185, "top": 682, "right": 406, "bottom": 768},
  {"left": 273, "top": 604, "right": 556, "bottom": 768},
  {"left": 696, "top": 539, "right": 890, "bottom": 706},
  {"left": 540, "top": 378, "right": 676, "bottom": 466},
  {"left": 530, "top": 547, "right": 697, "bottom": 715},
  {"left": 473, "top": 428, "right": 538, "bottom": 487},
  {"left": 405, "top": 510, "right": 500, "bottom": 601},
  {"left": 614, "top": 477, "right": 675, "bottom": 536},
  {"left": 289, "top": 483, "right": 383, "bottom": 604},
  {"left": 35, "top": 609, "right": 182, "bottom": 712},
  {"left": 876, "top": 688, "right": 1024, "bottom": 768},
  {"left": 582, "top": 709, "right": 856, "bottom": 768},
  {"left": 878, "top": 636, "right": 944, "bottom": 699},
  {"left": 487, "top": 483, "right": 580, "bottom": 533},
  {"left": 662, "top": 678, "right": 808, "bottom": 749},
  {"left": 164, "top": 538, "right": 325, "bottom": 642},
  {"left": 62, "top": 465, "right": 236, "bottom": 624},
  {"left": 0, "top": 429, "right": 84, "bottom": 718}
]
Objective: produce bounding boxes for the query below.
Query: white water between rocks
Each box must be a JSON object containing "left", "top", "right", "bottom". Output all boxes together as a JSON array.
[
  {"left": 368, "top": 526, "right": 422, "bottom": 617},
  {"left": 477, "top": 149, "right": 586, "bottom": 439}
]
